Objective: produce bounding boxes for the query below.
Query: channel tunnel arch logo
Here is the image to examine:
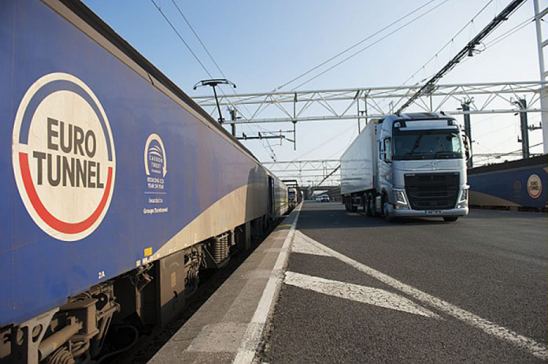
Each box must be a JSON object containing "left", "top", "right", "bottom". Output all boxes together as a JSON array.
[
  {"left": 12, "top": 73, "right": 116, "bottom": 241},
  {"left": 144, "top": 133, "right": 167, "bottom": 178}
]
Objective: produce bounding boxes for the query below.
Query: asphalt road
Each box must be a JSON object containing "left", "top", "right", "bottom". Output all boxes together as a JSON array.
[{"left": 262, "top": 202, "right": 548, "bottom": 363}]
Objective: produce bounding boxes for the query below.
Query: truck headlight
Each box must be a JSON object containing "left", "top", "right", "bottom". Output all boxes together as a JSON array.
[
  {"left": 457, "top": 188, "right": 469, "bottom": 208},
  {"left": 460, "top": 188, "right": 468, "bottom": 201},
  {"left": 393, "top": 189, "right": 408, "bottom": 209}
]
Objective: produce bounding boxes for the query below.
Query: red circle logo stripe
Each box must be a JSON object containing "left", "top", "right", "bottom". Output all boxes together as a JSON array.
[{"left": 19, "top": 152, "right": 113, "bottom": 234}]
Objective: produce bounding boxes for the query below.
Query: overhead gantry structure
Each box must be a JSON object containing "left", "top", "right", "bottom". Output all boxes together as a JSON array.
[
  {"left": 193, "top": 81, "right": 546, "bottom": 125},
  {"left": 194, "top": 80, "right": 547, "bottom": 161},
  {"left": 194, "top": 81, "right": 547, "bottom": 186},
  {"left": 192, "top": 0, "right": 548, "bottom": 188}
]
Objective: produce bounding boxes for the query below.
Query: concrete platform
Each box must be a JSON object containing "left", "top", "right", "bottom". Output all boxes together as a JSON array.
[{"left": 149, "top": 205, "right": 301, "bottom": 364}]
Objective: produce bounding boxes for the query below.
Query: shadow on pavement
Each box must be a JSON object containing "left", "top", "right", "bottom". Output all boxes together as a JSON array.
[
  {"left": 298, "top": 202, "right": 458, "bottom": 230},
  {"left": 299, "top": 202, "right": 547, "bottom": 231}
]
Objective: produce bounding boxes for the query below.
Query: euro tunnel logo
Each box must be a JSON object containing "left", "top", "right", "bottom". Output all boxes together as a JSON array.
[
  {"left": 144, "top": 133, "right": 167, "bottom": 179},
  {"left": 143, "top": 133, "right": 168, "bottom": 215},
  {"left": 12, "top": 73, "right": 116, "bottom": 241},
  {"left": 527, "top": 174, "right": 542, "bottom": 199}
]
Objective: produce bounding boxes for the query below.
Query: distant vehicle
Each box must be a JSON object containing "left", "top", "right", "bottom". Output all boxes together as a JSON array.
[
  {"left": 288, "top": 187, "right": 298, "bottom": 209},
  {"left": 320, "top": 195, "right": 330, "bottom": 202},
  {"left": 315, "top": 196, "right": 322, "bottom": 202},
  {"left": 340, "top": 113, "right": 470, "bottom": 222}
]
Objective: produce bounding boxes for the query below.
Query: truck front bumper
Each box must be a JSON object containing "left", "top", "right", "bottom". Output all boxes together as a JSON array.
[{"left": 389, "top": 206, "right": 469, "bottom": 217}]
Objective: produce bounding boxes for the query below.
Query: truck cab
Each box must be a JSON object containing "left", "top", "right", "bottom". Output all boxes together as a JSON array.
[{"left": 376, "top": 113, "right": 469, "bottom": 221}]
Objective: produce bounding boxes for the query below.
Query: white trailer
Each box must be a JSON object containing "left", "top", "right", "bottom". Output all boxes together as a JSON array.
[{"left": 340, "top": 113, "right": 470, "bottom": 222}]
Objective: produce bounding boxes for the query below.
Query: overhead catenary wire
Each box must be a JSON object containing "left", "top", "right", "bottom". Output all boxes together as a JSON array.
[
  {"left": 318, "top": 0, "right": 529, "bottom": 183},
  {"left": 150, "top": 0, "right": 213, "bottom": 78},
  {"left": 168, "top": 0, "right": 247, "bottom": 115},
  {"left": 170, "top": 0, "right": 227, "bottom": 79},
  {"left": 282, "top": 0, "right": 453, "bottom": 175},
  {"left": 484, "top": 15, "right": 535, "bottom": 48},
  {"left": 272, "top": 121, "right": 357, "bottom": 168},
  {"left": 290, "top": 0, "right": 452, "bottom": 91},
  {"left": 165, "top": 0, "right": 277, "bottom": 159},
  {"left": 396, "top": 0, "right": 527, "bottom": 114},
  {"left": 229, "top": 2, "right": 447, "bottom": 158},
  {"left": 274, "top": 0, "right": 441, "bottom": 91},
  {"left": 402, "top": 0, "right": 495, "bottom": 86}
]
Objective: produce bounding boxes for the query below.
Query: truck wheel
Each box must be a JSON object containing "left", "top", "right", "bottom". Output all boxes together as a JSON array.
[
  {"left": 381, "top": 195, "right": 393, "bottom": 222},
  {"left": 365, "top": 195, "right": 373, "bottom": 217},
  {"left": 344, "top": 197, "right": 350, "bottom": 212},
  {"left": 443, "top": 216, "right": 458, "bottom": 222},
  {"left": 369, "top": 195, "right": 377, "bottom": 217},
  {"left": 383, "top": 203, "right": 394, "bottom": 222}
]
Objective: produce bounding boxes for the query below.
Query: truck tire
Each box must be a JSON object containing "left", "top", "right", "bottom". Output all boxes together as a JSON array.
[
  {"left": 365, "top": 194, "right": 373, "bottom": 217},
  {"left": 443, "top": 216, "right": 458, "bottom": 222},
  {"left": 383, "top": 203, "right": 394, "bottom": 222},
  {"left": 369, "top": 194, "right": 378, "bottom": 217}
]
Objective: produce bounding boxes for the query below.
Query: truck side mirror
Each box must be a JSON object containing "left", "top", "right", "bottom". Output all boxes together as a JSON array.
[{"left": 462, "top": 134, "right": 471, "bottom": 161}]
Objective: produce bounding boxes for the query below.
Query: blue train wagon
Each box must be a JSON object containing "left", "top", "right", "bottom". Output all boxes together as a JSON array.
[
  {"left": 468, "top": 155, "right": 547, "bottom": 211},
  {"left": 0, "top": 1, "right": 288, "bottom": 363}
]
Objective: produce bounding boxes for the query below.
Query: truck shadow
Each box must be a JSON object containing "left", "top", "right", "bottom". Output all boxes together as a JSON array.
[{"left": 298, "top": 202, "right": 455, "bottom": 230}]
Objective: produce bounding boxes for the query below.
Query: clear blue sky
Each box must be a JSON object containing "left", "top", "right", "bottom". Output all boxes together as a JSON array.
[{"left": 84, "top": 0, "right": 543, "bottom": 179}]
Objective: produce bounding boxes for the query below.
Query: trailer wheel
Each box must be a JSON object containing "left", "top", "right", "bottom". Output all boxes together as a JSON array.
[
  {"left": 365, "top": 194, "right": 373, "bottom": 217},
  {"left": 370, "top": 194, "right": 378, "bottom": 217}
]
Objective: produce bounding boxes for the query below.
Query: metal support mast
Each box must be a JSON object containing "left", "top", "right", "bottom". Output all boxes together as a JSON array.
[
  {"left": 533, "top": 0, "right": 548, "bottom": 153},
  {"left": 517, "top": 98, "right": 530, "bottom": 159},
  {"left": 229, "top": 108, "right": 237, "bottom": 136},
  {"left": 461, "top": 100, "right": 473, "bottom": 168}
]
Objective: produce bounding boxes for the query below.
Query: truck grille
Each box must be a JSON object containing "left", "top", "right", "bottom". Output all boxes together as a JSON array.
[{"left": 404, "top": 173, "right": 459, "bottom": 210}]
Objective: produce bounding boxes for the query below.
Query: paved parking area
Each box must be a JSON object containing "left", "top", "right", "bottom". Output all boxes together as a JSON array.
[{"left": 262, "top": 202, "right": 548, "bottom": 363}]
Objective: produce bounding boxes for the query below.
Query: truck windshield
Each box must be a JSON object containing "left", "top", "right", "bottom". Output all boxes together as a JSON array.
[{"left": 393, "top": 130, "right": 463, "bottom": 160}]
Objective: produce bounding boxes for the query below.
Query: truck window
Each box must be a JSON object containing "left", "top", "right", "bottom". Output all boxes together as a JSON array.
[{"left": 392, "top": 129, "right": 463, "bottom": 160}]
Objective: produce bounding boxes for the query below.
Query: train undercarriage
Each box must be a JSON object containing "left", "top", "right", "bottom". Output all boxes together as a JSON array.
[{"left": 0, "top": 216, "right": 271, "bottom": 364}]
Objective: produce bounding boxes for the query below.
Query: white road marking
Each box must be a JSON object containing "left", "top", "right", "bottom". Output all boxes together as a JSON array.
[
  {"left": 284, "top": 271, "right": 439, "bottom": 318},
  {"left": 232, "top": 205, "right": 302, "bottom": 364},
  {"left": 298, "top": 232, "right": 548, "bottom": 361},
  {"left": 291, "top": 231, "right": 330, "bottom": 256}
]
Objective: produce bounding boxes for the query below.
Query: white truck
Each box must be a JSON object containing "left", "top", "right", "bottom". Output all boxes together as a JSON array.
[{"left": 340, "top": 113, "right": 470, "bottom": 222}]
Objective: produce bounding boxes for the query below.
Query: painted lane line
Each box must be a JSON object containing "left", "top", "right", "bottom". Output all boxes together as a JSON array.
[
  {"left": 284, "top": 271, "right": 440, "bottom": 318},
  {"left": 299, "top": 232, "right": 548, "bottom": 361},
  {"left": 232, "top": 204, "right": 302, "bottom": 364},
  {"left": 291, "top": 231, "right": 330, "bottom": 256}
]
